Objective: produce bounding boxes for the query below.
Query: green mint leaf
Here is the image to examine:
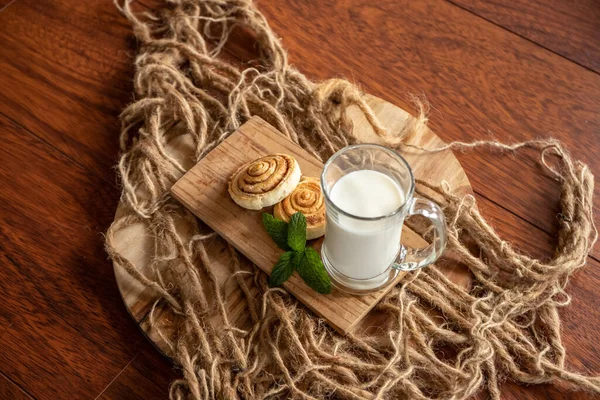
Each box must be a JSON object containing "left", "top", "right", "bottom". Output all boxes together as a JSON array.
[
  {"left": 269, "top": 251, "right": 297, "bottom": 287},
  {"left": 297, "top": 247, "right": 331, "bottom": 294},
  {"left": 262, "top": 213, "right": 290, "bottom": 251},
  {"left": 287, "top": 212, "right": 307, "bottom": 252}
]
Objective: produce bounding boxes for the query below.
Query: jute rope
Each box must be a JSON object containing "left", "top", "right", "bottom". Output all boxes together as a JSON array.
[{"left": 106, "top": 0, "right": 599, "bottom": 398}]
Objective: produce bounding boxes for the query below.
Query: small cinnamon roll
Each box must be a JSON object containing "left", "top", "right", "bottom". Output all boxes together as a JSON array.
[
  {"left": 274, "top": 176, "right": 326, "bottom": 239},
  {"left": 229, "top": 154, "right": 301, "bottom": 210}
]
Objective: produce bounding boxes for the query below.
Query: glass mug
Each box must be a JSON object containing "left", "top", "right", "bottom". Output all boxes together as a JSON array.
[{"left": 320, "top": 144, "right": 447, "bottom": 294}]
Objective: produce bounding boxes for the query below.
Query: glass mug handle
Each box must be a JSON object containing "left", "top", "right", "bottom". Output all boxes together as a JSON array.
[{"left": 392, "top": 197, "right": 447, "bottom": 271}]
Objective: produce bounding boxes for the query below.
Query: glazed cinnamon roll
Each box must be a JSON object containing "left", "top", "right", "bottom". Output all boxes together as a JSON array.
[
  {"left": 274, "top": 176, "right": 326, "bottom": 239},
  {"left": 228, "top": 154, "right": 302, "bottom": 210}
]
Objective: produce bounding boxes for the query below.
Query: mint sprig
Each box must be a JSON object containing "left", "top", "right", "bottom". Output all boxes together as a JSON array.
[
  {"left": 262, "top": 212, "right": 331, "bottom": 294},
  {"left": 287, "top": 212, "right": 306, "bottom": 252},
  {"left": 262, "top": 213, "right": 289, "bottom": 251},
  {"left": 269, "top": 251, "right": 297, "bottom": 287},
  {"left": 297, "top": 248, "right": 331, "bottom": 294}
]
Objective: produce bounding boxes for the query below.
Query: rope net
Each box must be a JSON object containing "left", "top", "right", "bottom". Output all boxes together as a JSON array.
[{"left": 106, "top": 1, "right": 598, "bottom": 398}]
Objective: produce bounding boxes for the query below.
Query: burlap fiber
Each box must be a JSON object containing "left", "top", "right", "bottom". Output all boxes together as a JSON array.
[{"left": 106, "top": 1, "right": 599, "bottom": 398}]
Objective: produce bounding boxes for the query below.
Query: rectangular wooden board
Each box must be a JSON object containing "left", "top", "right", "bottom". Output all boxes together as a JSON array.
[{"left": 171, "top": 116, "right": 427, "bottom": 334}]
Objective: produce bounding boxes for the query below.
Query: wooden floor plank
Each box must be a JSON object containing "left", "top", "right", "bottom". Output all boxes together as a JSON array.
[
  {"left": 1, "top": 0, "right": 598, "bottom": 398},
  {"left": 0, "top": 0, "right": 17, "bottom": 11},
  {"left": 476, "top": 195, "right": 556, "bottom": 259},
  {"left": 253, "top": 0, "right": 600, "bottom": 255},
  {"left": 0, "top": 298, "right": 14, "bottom": 341},
  {"left": 100, "top": 192, "right": 600, "bottom": 400},
  {"left": 68, "top": 0, "right": 600, "bottom": 259},
  {"left": 475, "top": 196, "right": 600, "bottom": 381},
  {"left": 0, "top": 372, "right": 34, "bottom": 400},
  {"left": 3, "top": 0, "right": 599, "bottom": 248},
  {"left": 450, "top": 196, "right": 600, "bottom": 399},
  {"left": 449, "top": 0, "right": 600, "bottom": 73},
  {"left": 99, "top": 343, "right": 177, "bottom": 400},
  {"left": 0, "top": 0, "right": 141, "bottom": 175},
  {"left": 0, "top": 115, "right": 142, "bottom": 399},
  {"left": 489, "top": 256, "right": 600, "bottom": 400},
  {"left": 2, "top": 0, "right": 597, "bottom": 251}
]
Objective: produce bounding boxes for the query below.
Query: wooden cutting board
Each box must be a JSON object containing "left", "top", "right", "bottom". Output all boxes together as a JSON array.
[
  {"left": 171, "top": 116, "right": 430, "bottom": 333},
  {"left": 112, "top": 94, "right": 473, "bottom": 357}
]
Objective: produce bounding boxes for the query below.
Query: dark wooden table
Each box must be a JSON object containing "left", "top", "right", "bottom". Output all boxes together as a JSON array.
[{"left": 1, "top": 0, "right": 599, "bottom": 399}]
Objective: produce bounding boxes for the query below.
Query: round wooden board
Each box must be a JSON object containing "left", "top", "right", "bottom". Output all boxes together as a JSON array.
[{"left": 112, "top": 94, "right": 473, "bottom": 358}]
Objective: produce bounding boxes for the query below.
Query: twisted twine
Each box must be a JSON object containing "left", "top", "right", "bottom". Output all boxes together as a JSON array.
[{"left": 106, "top": 0, "right": 598, "bottom": 398}]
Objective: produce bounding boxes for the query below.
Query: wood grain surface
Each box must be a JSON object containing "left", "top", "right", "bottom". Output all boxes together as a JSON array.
[
  {"left": 256, "top": 0, "right": 600, "bottom": 261},
  {"left": 119, "top": 99, "right": 472, "bottom": 353},
  {"left": 0, "top": 115, "right": 143, "bottom": 398},
  {"left": 0, "top": 0, "right": 599, "bottom": 398},
  {"left": 450, "top": 0, "right": 600, "bottom": 73},
  {"left": 171, "top": 117, "right": 413, "bottom": 334},
  {"left": 0, "top": 0, "right": 136, "bottom": 175},
  {"left": 169, "top": 115, "right": 468, "bottom": 334},
  {"left": 98, "top": 342, "right": 176, "bottom": 400},
  {"left": 0, "top": 372, "right": 33, "bottom": 400}
]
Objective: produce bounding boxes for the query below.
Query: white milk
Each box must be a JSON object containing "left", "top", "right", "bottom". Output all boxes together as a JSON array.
[{"left": 323, "top": 170, "right": 405, "bottom": 281}]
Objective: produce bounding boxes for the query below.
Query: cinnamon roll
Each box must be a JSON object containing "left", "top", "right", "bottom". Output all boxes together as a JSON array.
[
  {"left": 228, "top": 154, "right": 302, "bottom": 210},
  {"left": 274, "top": 176, "right": 326, "bottom": 239}
]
